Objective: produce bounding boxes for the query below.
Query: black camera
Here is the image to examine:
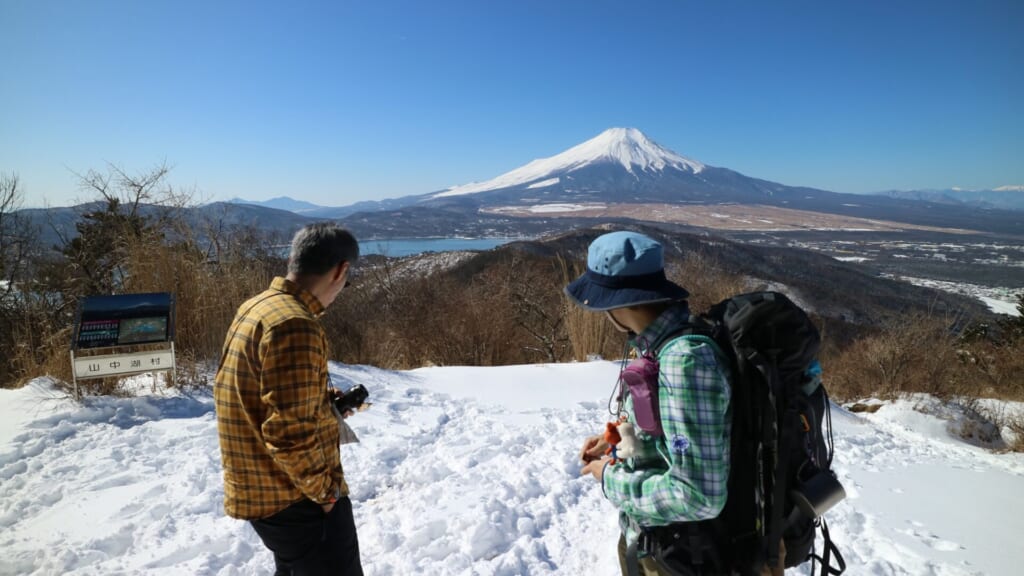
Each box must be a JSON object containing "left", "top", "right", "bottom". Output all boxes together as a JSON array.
[{"left": 333, "top": 384, "right": 370, "bottom": 413}]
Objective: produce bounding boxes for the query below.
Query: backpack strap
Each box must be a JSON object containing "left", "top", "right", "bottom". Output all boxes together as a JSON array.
[
  {"left": 623, "top": 539, "right": 641, "bottom": 576},
  {"left": 812, "top": 519, "right": 846, "bottom": 576},
  {"left": 673, "top": 334, "right": 728, "bottom": 365},
  {"left": 649, "top": 314, "right": 725, "bottom": 361},
  {"left": 767, "top": 390, "right": 799, "bottom": 566}
]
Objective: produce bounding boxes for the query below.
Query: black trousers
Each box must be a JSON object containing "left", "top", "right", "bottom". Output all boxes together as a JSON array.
[{"left": 250, "top": 497, "right": 363, "bottom": 576}]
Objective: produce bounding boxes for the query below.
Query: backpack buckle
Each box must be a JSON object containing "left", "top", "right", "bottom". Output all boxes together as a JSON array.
[{"left": 637, "top": 529, "right": 656, "bottom": 555}]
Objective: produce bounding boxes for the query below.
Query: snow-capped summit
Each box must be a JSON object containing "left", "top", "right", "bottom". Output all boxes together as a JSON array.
[
  {"left": 567, "top": 127, "right": 705, "bottom": 175},
  {"left": 435, "top": 128, "right": 704, "bottom": 198},
  {"left": 423, "top": 126, "right": 799, "bottom": 207}
]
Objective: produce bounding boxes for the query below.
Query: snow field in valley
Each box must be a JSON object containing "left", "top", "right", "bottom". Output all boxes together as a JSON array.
[{"left": 1, "top": 362, "right": 1023, "bottom": 575}]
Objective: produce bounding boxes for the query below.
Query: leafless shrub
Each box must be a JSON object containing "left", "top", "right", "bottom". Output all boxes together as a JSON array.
[
  {"left": 120, "top": 227, "right": 281, "bottom": 365},
  {"left": 324, "top": 256, "right": 515, "bottom": 368},
  {"left": 954, "top": 338, "right": 1024, "bottom": 401},
  {"left": 491, "top": 254, "right": 571, "bottom": 362},
  {"left": 1006, "top": 414, "right": 1024, "bottom": 453},
  {"left": 559, "top": 256, "right": 622, "bottom": 361},
  {"left": 1, "top": 172, "right": 54, "bottom": 388},
  {"left": 8, "top": 322, "right": 73, "bottom": 388},
  {"left": 668, "top": 249, "right": 748, "bottom": 315},
  {"left": 825, "top": 311, "right": 959, "bottom": 401},
  {"left": 943, "top": 396, "right": 1004, "bottom": 447}
]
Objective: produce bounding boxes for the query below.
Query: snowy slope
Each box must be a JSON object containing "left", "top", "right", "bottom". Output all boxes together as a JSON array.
[
  {"left": 2, "top": 363, "right": 1023, "bottom": 576},
  {"left": 435, "top": 128, "right": 705, "bottom": 198}
]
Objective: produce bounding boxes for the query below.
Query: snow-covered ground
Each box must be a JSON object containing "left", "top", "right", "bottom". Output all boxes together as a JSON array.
[
  {"left": 833, "top": 256, "right": 872, "bottom": 263},
  {"left": 487, "top": 203, "right": 608, "bottom": 214},
  {"left": 2, "top": 362, "right": 1023, "bottom": 576},
  {"left": 878, "top": 274, "right": 1022, "bottom": 317}
]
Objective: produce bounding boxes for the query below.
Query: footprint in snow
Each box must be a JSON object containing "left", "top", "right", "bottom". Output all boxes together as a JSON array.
[{"left": 899, "top": 523, "right": 964, "bottom": 552}]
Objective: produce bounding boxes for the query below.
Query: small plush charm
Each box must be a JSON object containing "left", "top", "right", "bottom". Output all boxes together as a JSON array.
[{"left": 604, "top": 420, "right": 640, "bottom": 464}]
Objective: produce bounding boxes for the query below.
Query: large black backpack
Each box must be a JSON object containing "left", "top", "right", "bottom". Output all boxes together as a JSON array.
[{"left": 664, "top": 291, "right": 846, "bottom": 576}]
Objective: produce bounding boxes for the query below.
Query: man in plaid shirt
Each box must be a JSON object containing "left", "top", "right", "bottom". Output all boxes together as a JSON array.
[
  {"left": 215, "top": 223, "right": 362, "bottom": 576},
  {"left": 565, "top": 231, "right": 732, "bottom": 576}
]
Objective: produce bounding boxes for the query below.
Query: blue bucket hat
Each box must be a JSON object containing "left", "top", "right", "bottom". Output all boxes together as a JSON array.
[{"left": 564, "top": 231, "right": 689, "bottom": 311}]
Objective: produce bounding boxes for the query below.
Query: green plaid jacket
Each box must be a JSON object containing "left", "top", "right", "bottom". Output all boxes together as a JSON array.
[
  {"left": 602, "top": 304, "right": 732, "bottom": 543},
  {"left": 214, "top": 277, "right": 345, "bottom": 520}
]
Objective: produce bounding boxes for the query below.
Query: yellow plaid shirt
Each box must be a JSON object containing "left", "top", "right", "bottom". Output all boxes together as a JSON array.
[{"left": 214, "top": 276, "right": 346, "bottom": 520}]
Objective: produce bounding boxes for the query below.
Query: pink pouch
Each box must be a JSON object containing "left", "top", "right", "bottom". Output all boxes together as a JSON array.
[{"left": 619, "top": 356, "right": 663, "bottom": 437}]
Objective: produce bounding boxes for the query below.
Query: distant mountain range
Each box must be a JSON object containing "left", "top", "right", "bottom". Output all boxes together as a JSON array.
[
  {"left": 874, "top": 187, "right": 1024, "bottom": 211},
  {"left": 20, "top": 201, "right": 313, "bottom": 249},
  {"left": 224, "top": 128, "right": 1023, "bottom": 236},
  {"left": 19, "top": 128, "right": 1024, "bottom": 245},
  {"left": 227, "top": 196, "right": 328, "bottom": 214}
]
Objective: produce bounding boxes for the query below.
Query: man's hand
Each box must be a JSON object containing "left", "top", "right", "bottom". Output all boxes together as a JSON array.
[
  {"left": 330, "top": 389, "right": 356, "bottom": 419},
  {"left": 581, "top": 456, "right": 612, "bottom": 483},
  {"left": 579, "top": 434, "right": 609, "bottom": 463}
]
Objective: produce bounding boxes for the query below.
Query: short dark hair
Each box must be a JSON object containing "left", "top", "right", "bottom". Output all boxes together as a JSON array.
[{"left": 287, "top": 223, "right": 359, "bottom": 277}]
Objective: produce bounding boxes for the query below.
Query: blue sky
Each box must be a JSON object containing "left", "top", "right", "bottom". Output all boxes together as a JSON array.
[{"left": 2, "top": 0, "right": 1022, "bottom": 208}]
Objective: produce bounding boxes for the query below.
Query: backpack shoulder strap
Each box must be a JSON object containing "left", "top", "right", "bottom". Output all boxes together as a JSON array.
[
  {"left": 651, "top": 312, "right": 731, "bottom": 369},
  {"left": 674, "top": 334, "right": 728, "bottom": 363},
  {"left": 656, "top": 329, "right": 732, "bottom": 384},
  {"left": 649, "top": 314, "right": 715, "bottom": 355}
]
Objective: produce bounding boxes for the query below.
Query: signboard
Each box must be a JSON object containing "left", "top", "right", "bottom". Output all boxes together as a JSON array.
[
  {"left": 72, "top": 350, "right": 175, "bottom": 380},
  {"left": 74, "top": 292, "right": 174, "bottom": 349},
  {"left": 70, "top": 292, "right": 177, "bottom": 398}
]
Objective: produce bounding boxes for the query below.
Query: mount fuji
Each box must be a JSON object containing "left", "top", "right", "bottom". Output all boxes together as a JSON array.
[
  {"left": 424, "top": 127, "right": 792, "bottom": 206},
  {"left": 434, "top": 127, "right": 706, "bottom": 198},
  {"left": 307, "top": 127, "right": 1022, "bottom": 237}
]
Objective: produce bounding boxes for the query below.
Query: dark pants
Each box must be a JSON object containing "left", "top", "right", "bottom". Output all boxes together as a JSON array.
[{"left": 250, "top": 497, "right": 363, "bottom": 576}]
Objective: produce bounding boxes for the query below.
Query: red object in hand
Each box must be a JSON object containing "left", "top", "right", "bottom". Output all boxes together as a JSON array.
[{"left": 604, "top": 421, "right": 624, "bottom": 463}]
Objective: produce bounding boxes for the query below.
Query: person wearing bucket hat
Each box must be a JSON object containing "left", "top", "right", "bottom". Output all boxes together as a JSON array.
[
  {"left": 568, "top": 231, "right": 732, "bottom": 576},
  {"left": 565, "top": 231, "right": 690, "bottom": 312}
]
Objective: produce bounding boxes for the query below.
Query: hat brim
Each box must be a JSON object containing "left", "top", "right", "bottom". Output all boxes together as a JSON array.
[{"left": 564, "top": 272, "right": 689, "bottom": 311}]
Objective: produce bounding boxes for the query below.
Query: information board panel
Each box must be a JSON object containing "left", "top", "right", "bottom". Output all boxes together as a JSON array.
[
  {"left": 75, "top": 293, "right": 174, "bottom": 349},
  {"left": 72, "top": 350, "right": 176, "bottom": 380}
]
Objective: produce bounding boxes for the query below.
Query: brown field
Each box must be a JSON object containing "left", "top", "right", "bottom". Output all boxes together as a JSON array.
[{"left": 483, "top": 203, "right": 979, "bottom": 234}]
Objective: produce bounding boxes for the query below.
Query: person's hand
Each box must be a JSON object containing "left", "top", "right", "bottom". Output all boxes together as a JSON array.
[
  {"left": 581, "top": 456, "right": 612, "bottom": 482},
  {"left": 580, "top": 434, "right": 609, "bottom": 463},
  {"left": 330, "top": 389, "right": 355, "bottom": 419},
  {"left": 321, "top": 501, "right": 335, "bottom": 514}
]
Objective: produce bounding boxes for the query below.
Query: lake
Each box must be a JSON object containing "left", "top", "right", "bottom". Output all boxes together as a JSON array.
[{"left": 360, "top": 237, "right": 520, "bottom": 257}]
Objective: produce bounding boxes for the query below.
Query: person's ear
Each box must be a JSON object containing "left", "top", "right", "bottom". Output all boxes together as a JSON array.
[{"left": 334, "top": 261, "right": 350, "bottom": 283}]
